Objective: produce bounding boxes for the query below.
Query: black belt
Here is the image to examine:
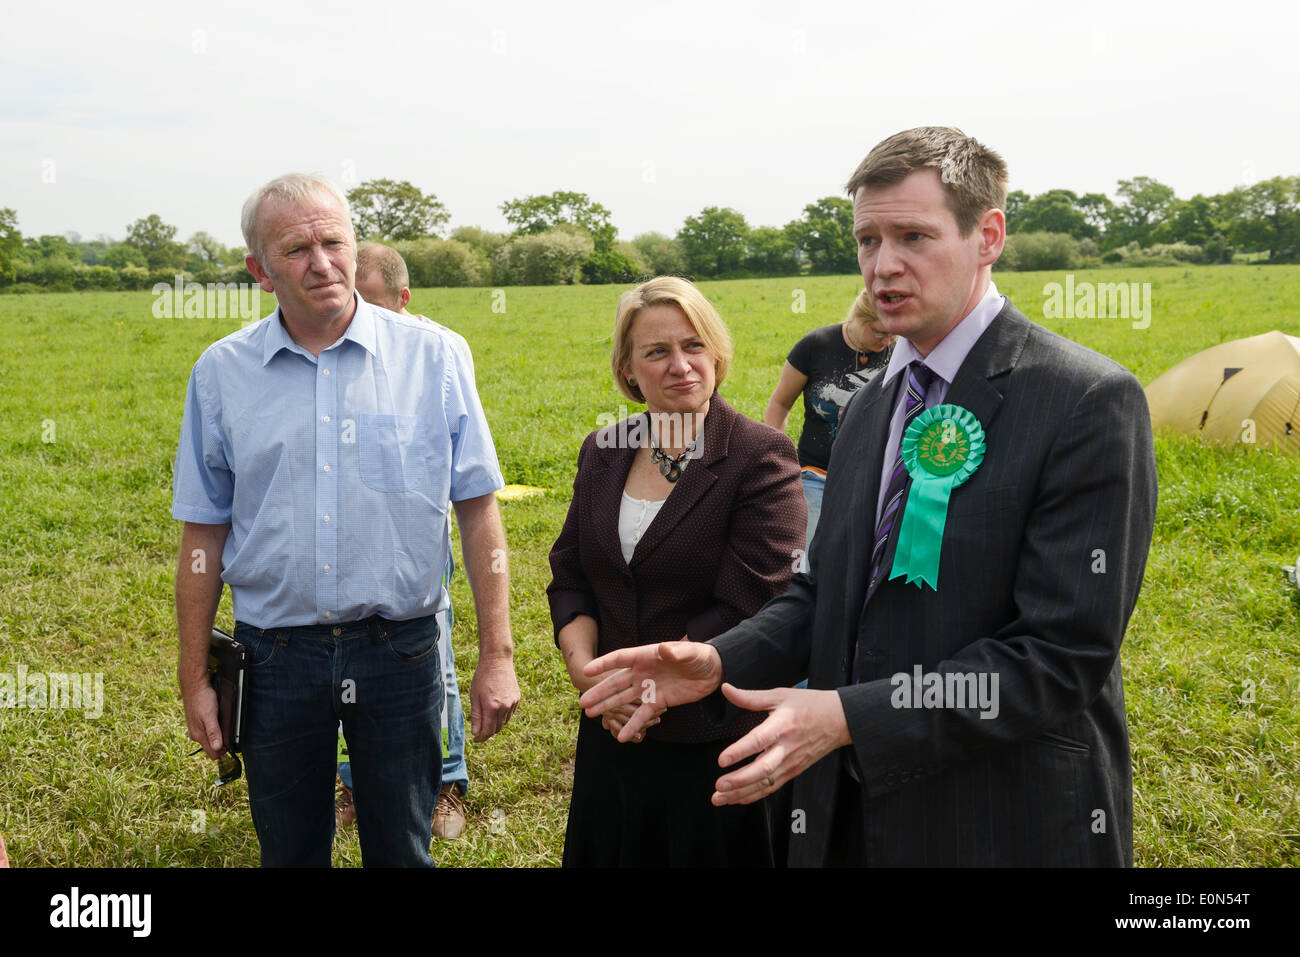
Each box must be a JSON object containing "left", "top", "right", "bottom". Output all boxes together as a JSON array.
[{"left": 237, "top": 614, "right": 434, "bottom": 643}]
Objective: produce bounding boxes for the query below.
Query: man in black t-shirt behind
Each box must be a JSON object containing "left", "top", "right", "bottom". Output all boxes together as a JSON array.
[{"left": 765, "top": 289, "right": 894, "bottom": 545}]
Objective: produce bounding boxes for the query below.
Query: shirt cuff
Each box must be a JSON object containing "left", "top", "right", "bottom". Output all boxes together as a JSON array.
[
  {"left": 172, "top": 503, "right": 231, "bottom": 524},
  {"left": 450, "top": 474, "right": 505, "bottom": 502}
]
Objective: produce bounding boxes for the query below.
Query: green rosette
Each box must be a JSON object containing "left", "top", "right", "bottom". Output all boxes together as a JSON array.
[{"left": 888, "top": 403, "right": 986, "bottom": 590}]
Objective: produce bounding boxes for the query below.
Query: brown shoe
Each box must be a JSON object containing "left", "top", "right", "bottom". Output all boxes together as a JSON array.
[
  {"left": 432, "top": 784, "right": 466, "bottom": 839},
  {"left": 335, "top": 783, "right": 356, "bottom": 828}
]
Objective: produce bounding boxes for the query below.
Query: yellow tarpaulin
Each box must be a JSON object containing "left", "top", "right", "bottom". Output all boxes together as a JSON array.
[{"left": 495, "top": 484, "right": 546, "bottom": 501}]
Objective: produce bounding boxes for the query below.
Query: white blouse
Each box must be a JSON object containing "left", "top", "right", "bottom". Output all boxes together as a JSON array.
[{"left": 618, "top": 491, "right": 667, "bottom": 563}]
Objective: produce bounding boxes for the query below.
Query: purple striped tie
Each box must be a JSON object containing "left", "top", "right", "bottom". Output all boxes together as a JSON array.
[{"left": 854, "top": 361, "right": 937, "bottom": 680}]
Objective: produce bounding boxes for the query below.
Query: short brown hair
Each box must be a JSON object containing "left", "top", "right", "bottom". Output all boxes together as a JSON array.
[
  {"left": 845, "top": 127, "right": 1008, "bottom": 235},
  {"left": 356, "top": 243, "right": 409, "bottom": 303},
  {"left": 612, "top": 276, "right": 732, "bottom": 404}
]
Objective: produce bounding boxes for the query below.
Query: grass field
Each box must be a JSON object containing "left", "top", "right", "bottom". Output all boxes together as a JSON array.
[{"left": 1, "top": 264, "right": 1297, "bottom": 866}]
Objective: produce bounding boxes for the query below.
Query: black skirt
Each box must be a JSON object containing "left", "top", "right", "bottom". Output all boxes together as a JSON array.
[{"left": 563, "top": 713, "right": 775, "bottom": 867}]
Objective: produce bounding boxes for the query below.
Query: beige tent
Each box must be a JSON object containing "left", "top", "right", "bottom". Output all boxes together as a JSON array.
[{"left": 1145, "top": 331, "right": 1300, "bottom": 453}]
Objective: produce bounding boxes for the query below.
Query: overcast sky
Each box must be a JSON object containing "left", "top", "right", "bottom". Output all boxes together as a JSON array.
[{"left": 3, "top": 0, "right": 1297, "bottom": 248}]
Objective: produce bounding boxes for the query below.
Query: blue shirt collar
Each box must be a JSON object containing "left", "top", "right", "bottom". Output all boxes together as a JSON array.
[
  {"left": 880, "top": 279, "right": 1003, "bottom": 389},
  {"left": 261, "top": 291, "right": 378, "bottom": 366}
]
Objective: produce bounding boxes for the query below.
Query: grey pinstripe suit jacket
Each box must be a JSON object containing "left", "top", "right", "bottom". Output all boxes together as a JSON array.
[{"left": 712, "top": 299, "right": 1158, "bottom": 866}]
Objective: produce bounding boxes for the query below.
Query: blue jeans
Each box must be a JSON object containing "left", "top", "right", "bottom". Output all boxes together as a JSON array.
[
  {"left": 338, "top": 580, "right": 467, "bottom": 794},
  {"left": 339, "top": 604, "right": 468, "bottom": 794},
  {"left": 237, "top": 615, "right": 443, "bottom": 867},
  {"left": 801, "top": 469, "right": 825, "bottom": 549},
  {"left": 437, "top": 609, "right": 468, "bottom": 793},
  {"left": 796, "top": 468, "right": 825, "bottom": 690}
]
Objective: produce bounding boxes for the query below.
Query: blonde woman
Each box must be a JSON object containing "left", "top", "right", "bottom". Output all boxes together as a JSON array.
[
  {"left": 765, "top": 289, "right": 895, "bottom": 545},
  {"left": 548, "top": 276, "right": 805, "bottom": 866}
]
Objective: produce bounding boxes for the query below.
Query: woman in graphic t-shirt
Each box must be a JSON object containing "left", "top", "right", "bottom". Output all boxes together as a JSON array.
[{"left": 764, "top": 289, "right": 895, "bottom": 545}]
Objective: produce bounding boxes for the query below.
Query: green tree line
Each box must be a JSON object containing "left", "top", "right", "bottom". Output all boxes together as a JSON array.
[{"left": 4, "top": 173, "right": 1297, "bottom": 291}]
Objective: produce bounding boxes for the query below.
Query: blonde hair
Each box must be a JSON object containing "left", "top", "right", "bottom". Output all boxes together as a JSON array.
[
  {"left": 845, "top": 288, "right": 877, "bottom": 326},
  {"left": 611, "top": 276, "right": 732, "bottom": 403},
  {"left": 845, "top": 127, "right": 1007, "bottom": 236}
]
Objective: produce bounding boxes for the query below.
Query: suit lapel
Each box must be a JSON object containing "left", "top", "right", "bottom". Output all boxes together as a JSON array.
[
  {"left": 590, "top": 418, "right": 641, "bottom": 572},
  {"left": 850, "top": 371, "right": 905, "bottom": 529},
  {"left": 941, "top": 300, "right": 1028, "bottom": 434},
  {"left": 628, "top": 394, "right": 731, "bottom": 568},
  {"left": 832, "top": 372, "right": 905, "bottom": 619}
]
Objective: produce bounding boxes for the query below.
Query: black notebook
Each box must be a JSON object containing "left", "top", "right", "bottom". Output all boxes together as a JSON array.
[{"left": 209, "top": 628, "right": 248, "bottom": 753}]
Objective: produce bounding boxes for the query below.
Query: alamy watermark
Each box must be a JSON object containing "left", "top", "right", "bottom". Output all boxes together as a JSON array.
[
  {"left": 0, "top": 665, "right": 103, "bottom": 719},
  {"left": 595, "top": 407, "right": 706, "bottom": 459},
  {"left": 1042, "top": 275, "right": 1151, "bottom": 329},
  {"left": 49, "top": 887, "right": 150, "bottom": 937},
  {"left": 890, "top": 665, "right": 999, "bottom": 719},
  {"left": 151, "top": 277, "right": 261, "bottom": 320}
]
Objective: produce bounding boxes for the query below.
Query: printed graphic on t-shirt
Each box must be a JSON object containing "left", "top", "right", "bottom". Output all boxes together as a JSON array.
[
  {"left": 788, "top": 324, "right": 893, "bottom": 471},
  {"left": 809, "top": 366, "right": 884, "bottom": 440}
]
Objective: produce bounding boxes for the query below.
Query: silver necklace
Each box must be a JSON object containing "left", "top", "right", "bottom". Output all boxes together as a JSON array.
[{"left": 649, "top": 435, "right": 699, "bottom": 483}]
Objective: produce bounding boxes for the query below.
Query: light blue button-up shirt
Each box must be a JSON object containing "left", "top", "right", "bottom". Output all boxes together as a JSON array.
[{"left": 172, "top": 295, "right": 504, "bottom": 628}]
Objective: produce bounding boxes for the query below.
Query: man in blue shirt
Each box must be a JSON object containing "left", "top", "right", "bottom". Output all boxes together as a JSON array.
[
  {"left": 337, "top": 241, "right": 475, "bottom": 839},
  {"left": 173, "top": 174, "right": 519, "bottom": 867}
]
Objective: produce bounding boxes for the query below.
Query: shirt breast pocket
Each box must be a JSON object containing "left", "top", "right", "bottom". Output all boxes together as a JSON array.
[{"left": 359, "top": 413, "right": 428, "bottom": 493}]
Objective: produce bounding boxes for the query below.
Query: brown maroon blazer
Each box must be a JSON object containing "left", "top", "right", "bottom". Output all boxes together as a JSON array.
[{"left": 548, "top": 393, "right": 807, "bottom": 743}]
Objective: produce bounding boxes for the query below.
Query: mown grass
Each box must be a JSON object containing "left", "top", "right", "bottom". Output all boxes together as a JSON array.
[{"left": 0, "top": 265, "right": 1297, "bottom": 866}]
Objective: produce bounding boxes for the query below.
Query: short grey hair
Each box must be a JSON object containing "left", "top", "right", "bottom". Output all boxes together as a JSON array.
[{"left": 241, "top": 173, "right": 354, "bottom": 268}]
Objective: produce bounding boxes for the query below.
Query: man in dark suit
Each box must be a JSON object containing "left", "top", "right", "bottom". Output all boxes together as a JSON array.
[{"left": 581, "top": 127, "right": 1158, "bottom": 866}]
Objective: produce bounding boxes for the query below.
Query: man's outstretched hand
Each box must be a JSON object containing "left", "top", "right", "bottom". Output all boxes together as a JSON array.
[
  {"left": 579, "top": 638, "right": 723, "bottom": 742},
  {"left": 710, "top": 683, "right": 851, "bottom": 806}
]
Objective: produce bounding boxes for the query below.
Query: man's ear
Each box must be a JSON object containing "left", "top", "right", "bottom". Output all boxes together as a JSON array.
[
  {"left": 977, "top": 207, "right": 1006, "bottom": 267},
  {"left": 245, "top": 254, "right": 276, "bottom": 293},
  {"left": 399, "top": 287, "right": 411, "bottom": 311}
]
